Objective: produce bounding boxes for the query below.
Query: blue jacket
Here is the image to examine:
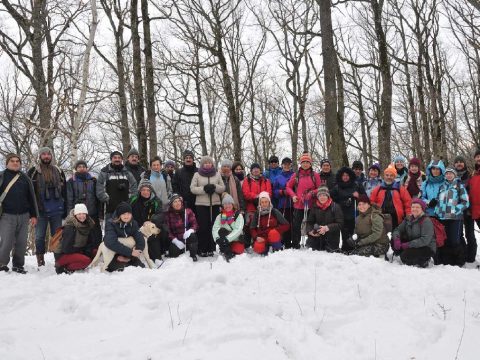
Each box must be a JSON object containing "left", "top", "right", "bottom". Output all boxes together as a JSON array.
[
  {"left": 104, "top": 215, "right": 145, "bottom": 257},
  {"left": 264, "top": 167, "right": 282, "bottom": 185},
  {"left": 420, "top": 160, "right": 446, "bottom": 216},
  {"left": 363, "top": 177, "right": 382, "bottom": 197},
  {"left": 272, "top": 170, "right": 294, "bottom": 210},
  {"left": 435, "top": 179, "right": 470, "bottom": 220}
]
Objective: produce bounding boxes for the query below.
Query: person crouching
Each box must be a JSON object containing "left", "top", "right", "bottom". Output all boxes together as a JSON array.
[
  {"left": 250, "top": 191, "right": 289, "bottom": 255},
  {"left": 54, "top": 204, "right": 99, "bottom": 274}
]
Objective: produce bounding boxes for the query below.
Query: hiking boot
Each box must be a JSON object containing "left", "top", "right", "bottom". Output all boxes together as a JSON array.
[
  {"left": 191, "top": 255, "right": 198, "bottom": 262},
  {"left": 55, "top": 266, "right": 73, "bottom": 275},
  {"left": 12, "top": 266, "right": 27, "bottom": 274},
  {"left": 36, "top": 254, "right": 45, "bottom": 267},
  {"left": 199, "top": 252, "right": 208, "bottom": 257},
  {"left": 0, "top": 265, "right": 9, "bottom": 272},
  {"left": 207, "top": 251, "right": 214, "bottom": 257}
]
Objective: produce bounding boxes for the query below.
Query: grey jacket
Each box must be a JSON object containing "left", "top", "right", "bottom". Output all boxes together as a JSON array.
[
  {"left": 190, "top": 172, "right": 225, "bottom": 206},
  {"left": 392, "top": 214, "right": 436, "bottom": 253},
  {"left": 96, "top": 164, "right": 137, "bottom": 214}
]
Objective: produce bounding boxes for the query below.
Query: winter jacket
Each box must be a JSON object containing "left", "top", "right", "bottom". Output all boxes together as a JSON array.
[
  {"left": 272, "top": 170, "right": 294, "bottom": 210},
  {"left": 363, "top": 177, "right": 382, "bottom": 197},
  {"left": 27, "top": 165, "right": 66, "bottom": 217},
  {"left": 190, "top": 171, "right": 225, "bottom": 207},
  {"left": 165, "top": 207, "right": 199, "bottom": 242},
  {"left": 141, "top": 170, "right": 168, "bottom": 210},
  {"left": 330, "top": 167, "right": 366, "bottom": 221},
  {"left": 161, "top": 170, "right": 174, "bottom": 197},
  {"left": 355, "top": 173, "right": 366, "bottom": 187},
  {"left": 370, "top": 181, "right": 412, "bottom": 224},
  {"left": 96, "top": 164, "right": 138, "bottom": 214},
  {"left": 221, "top": 174, "right": 245, "bottom": 211},
  {"left": 319, "top": 171, "right": 336, "bottom": 190},
  {"left": 420, "top": 160, "right": 446, "bottom": 217},
  {"left": 469, "top": 170, "right": 480, "bottom": 219},
  {"left": 264, "top": 166, "right": 282, "bottom": 185},
  {"left": 392, "top": 214, "right": 436, "bottom": 253},
  {"left": 396, "top": 167, "right": 408, "bottom": 185},
  {"left": 250, "top": 208, "right": 289, "bottom": 240},
  {"left": 403, "top": 171, "right": 426, "bottom": 198},
  {"left": 104, "top": 215, "right": 145, "bottom": 257},
  {"left": 125, "top": 161, "right": 146, "bottom": 184},
  {"left": 0, "top": 169, "right": 38, "bottom": 218},
  {"left": 66, "top": 172, "right": 99, "bottom": 217},
  {"left": 55, "top": 210, "right": 96, "bottom": 258},
  {"left": 130, "top": 192, "right": 162, "bottom": 226},
  {"left": 306, "top": 201, "right": 343, "bottom": 244},
  {"left": 286, "top": 168, "right": 321, "bottom": 210},
  {"left": 212, "top": 211, "right": 244, "bottom": 242},
  {"left": 172, "top": 164, "right": 197, "bottom": 209},
  {"left": 354, "top": 205, "right": 388, "bottom": 246},
  {"left": 242, "top": 176, "right": 272, "bottom": 212},
  {"left": 435, "top": 179, "right": 469, "bottom": 220}
]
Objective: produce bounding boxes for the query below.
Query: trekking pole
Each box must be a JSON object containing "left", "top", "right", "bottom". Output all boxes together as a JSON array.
[{"left": 354, "top": 198, "right": 357, "bottom": 219}]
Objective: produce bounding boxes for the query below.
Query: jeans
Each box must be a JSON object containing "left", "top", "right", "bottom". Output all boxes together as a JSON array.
[{"left": 35, "top": 213, "right": 63, "bottom": 254}]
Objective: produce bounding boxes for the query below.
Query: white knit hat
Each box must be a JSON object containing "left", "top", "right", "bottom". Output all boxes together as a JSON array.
[{"left": 74, "top": 203, "right": 88, "bottom": 215}]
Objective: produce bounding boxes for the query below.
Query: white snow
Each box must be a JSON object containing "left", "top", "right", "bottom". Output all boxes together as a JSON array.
[{"left": 1, "top": 250, "right": 480, "bottom": 360}]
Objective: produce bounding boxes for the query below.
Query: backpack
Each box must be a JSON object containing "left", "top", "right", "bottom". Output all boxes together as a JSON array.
[
  {"left": 420, "top": 216, "right": 446, "bottom": 248},
  {"left": 293, "top": 170, "right": 318, "bottom": 193},
  {"left": 48, "top": 226, "right": 64, "bottom": 252}
]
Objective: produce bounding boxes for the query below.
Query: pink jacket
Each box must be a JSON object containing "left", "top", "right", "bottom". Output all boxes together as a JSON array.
[{"left": 286, "top": 169, "right": 321, "bottom": 210}]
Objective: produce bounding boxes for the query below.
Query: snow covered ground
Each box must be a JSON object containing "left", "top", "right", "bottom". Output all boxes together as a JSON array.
[{"left": 1, "top": 249, "right": 480, "bottom": 360}]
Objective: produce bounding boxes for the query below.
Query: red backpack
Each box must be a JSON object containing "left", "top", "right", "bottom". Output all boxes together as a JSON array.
[{"left": 421, "top": 217, "right": 446, "bottom": 248}]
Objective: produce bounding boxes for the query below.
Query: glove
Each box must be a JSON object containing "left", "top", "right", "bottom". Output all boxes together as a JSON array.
[
  {"left": 218, "top": 228, "right": 231, "bottom": 238},
  {"left": 172, "top": 238, "right": 185, "bottom": 250},
  {"left": 203, "top": 184, "right": 216, "bottom": 194},
  {"left": 401, "top": 242, "right": 409, "bottom": 250},
  {"left": 352, "top": 234, "right": 358, "bottom": 241},
  {"left": 428, "top": 199, "right": 438, "bottom": 208},
  {"left": 183, "top": 229, "right": 194, "bottom": 240},
  {"left": 393, "top": 237, "right": 401, "bottom": 251}
]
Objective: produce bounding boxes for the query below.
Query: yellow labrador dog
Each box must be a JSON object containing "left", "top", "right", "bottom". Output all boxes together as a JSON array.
[{"left": 89, "top": 221, "right": 160, "bottom": 271}]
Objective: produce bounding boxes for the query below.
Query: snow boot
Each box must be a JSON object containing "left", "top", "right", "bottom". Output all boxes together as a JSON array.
[{"left": 36, "top": 254, "right": 45, "bottom": 267}]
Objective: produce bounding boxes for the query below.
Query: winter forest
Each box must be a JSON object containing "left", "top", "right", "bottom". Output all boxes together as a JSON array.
[{"left": 1, "top": 0, "right": 480, "bottom": 171}]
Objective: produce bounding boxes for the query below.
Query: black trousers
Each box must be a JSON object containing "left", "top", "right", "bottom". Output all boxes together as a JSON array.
[
  {"left": 306, "top": 234, "right": 340, "bottom": 252},
  {"left": 168, "top": 233, "right": 198, "bottom": 258},
  {"left": 281, "top": 207, "right": 294, "bottom": 249},
  {"left": 195, "top": 205, "right": 220, "bottom": 253},
  {"left": 106, "top": 254, "right": 145, "bottom": 272},
  {"left": 147, "top": 230, "right": 170, "bottom": 261},
  {"left": 340, "top": 218, "right": 356, "bottom": 251},
  {"left": 400, "top": 247, "right": 433, "bottom": 267},
  {"left": 464, "top": 215, "right": 480, "bottom": 263},
  {"left": 292, "top": 208, "right": 309, "bottom": 249}
]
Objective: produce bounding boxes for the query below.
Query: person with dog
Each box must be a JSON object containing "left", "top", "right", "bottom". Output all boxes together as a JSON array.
[
  {"left": 103, "top": 202, "right": 146, "bottom": 272},
  {"left": 212, "top": 194, "right": 245, "bottom": 261},
  {"left": 343, "top": 195, "right": 389, "bottom": 257},
  {"left": 250, "top": 192, "right": 289, "bottom": 255},
  {"left": 0, "top": 153, "right": 39, "bottom": 274},
  {"left": 54, "top": 203, "right": 99, "bottom": 274},
  {"left": 28, "top": 147, "right": 67, "bottom": 267},
  {"left": 165, "top": 194, "right": 199, "bottom": 261},
  {"left": 305, "top": 186, "right": 343, "bottom": 252},
  {"left": 391, "top": 198, "right": 436, "bottom": 267}
]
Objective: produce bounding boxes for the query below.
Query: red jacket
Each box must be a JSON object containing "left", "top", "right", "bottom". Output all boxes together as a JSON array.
[
  {"left": 242, "top": 176, "right": 272, "bottom": 212},
  {"left": 249, "top": 208, "right": 289, "bottom": 240},
  {"left": 469, "top": 171, "right": 480, "bottom": 219},
  {"left": 286, "top": 169, "right": 321, "bottom": 210},
  {"left": 370, "top": 183, "right": 412, "bottom": 224}
]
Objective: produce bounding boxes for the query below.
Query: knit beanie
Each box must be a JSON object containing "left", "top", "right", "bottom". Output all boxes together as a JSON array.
[
  {"left": 320, "top": 159, "right": 331, "bottom": 166},
  {"left": 221, "top": 159, "right": 233, "bottom": 168},
  {"left": 183, "top": 150, "right": 194, "bottom": 159},
  {"left": 368, "top": 163, "right": 381, "bottom": 172},
  {"left": 409, "top": 157, "right": 421, "bottom": 168},
  {"left": 222, "top": 193, "right": 235, "bottom": 206},
  {"left": 127, "top": 148, "right": 140, "bottom": 158},
  {"left": 299, "top": 151, "right": 313, "bottom": 164},
  {"left": 74, "top": 160, "right": 88, "bottom": 169},
  {"left": 5, "top": 153, "right": 21, "bottom": 165},
  {"left": 38, "top": 147, "right": 52, "bottom": 157},
  {"left": 357, "top": 194, "right": 370, "bottom": 205},
  {"left": 258, "top": 191, "right": 271, "bottom": 202},
  {"left": 269, "top": 155, "right": 279, "bottom": 163},
  {"left": 115, "top": 202, "right": 132, "bottom": 216},
  {"left": 411, "top": 198, "right": 427, "bottom": 212},
  {"left": 445, "top": 167, "right": 457, "bottom": 177},
  {"left": 168, "top": 193, "right": 183, "bottom": 207},
  {"left": 281, "top": 157, "right": 292, "bottom": 165},
  {"left": 110, "top": 150, "right": 123, "bottom": 160},
  {"left": 250, "top": 162, "right": 261, "bottom": 171},
  {"left": 352, "top": 160, "right": 363, "bottom": 170},
  {"left": 394, "top": 155, "right": 407, "bottom": 165},
  {"left": 164, "top": 160, "right": 175, "bottom": 167},
  {"left": 317, "top": 186, "right": 330, "bottom": 198},
  {"left": 454, "top": 155, "right": 466, "bottom": 164},
  {"left": 74, "top": 203, "right": 88, "bottom": 215},
  {"left": 384, "top": 164, "right": 398, "bottom": 177},
  {"left": 138, "top": 180, "right": 154, "bottom": 192}
]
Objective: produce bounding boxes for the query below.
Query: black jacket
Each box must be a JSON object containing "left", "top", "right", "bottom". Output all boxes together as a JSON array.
[
  {"left": 125, "top": 161, "right": 146, "bottom": 184},
  {"left": 172, "top": 164, "right": 197, "bottom": 209},
  {"left": 331, "top": 167, "right": 366, "bottom": 220},
  {"left": 104, "top": 216, "right": 145, "bottom": 257},
  {"left": 319, "top": 171, "right": 336, "bottom": 190},
  {"left": 66, "top": 173, "right": 100, "bottom": 217},
  {"left": 0, "top": 169, "right": 39, "bottom": 218}
]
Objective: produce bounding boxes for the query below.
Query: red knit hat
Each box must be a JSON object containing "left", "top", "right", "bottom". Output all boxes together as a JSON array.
[
  {"left": 409, "top": 157, "right": 421, "bottom": 168},
  {"left": 299, "top": 151, "right": 312, "bottom": 164}
]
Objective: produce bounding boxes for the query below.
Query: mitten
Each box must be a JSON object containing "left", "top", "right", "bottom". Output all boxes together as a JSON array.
[
  {"left": 393, "top": 237, "right": 401, "bottom": 251},
  {"left": 204, "top": 184, "right": 216, "bottom": 194},
  {"left": 401, "top": 242, "right": 409, "bottom": 250},
  {"left": 183, "top": 229, "right": 194, "bottom": 240},
  {"left": 172, "top": 238, "right": 185, "bottom": 250}
]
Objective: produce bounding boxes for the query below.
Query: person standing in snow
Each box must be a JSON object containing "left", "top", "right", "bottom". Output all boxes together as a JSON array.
[
  {"left": 172, "top": 150, "right": 197, "bottom": 212},
  {"left": 264, "top": 155, "right": 282, "bottom": 207},
  {"left": 393, "top": 155, "right": 408, "bottom": 185},
  {"left": 465, "top": 150, "right": 480, "bottom": 263},
  {"left": 420, "top": 160, "right": 446, "bottom": 218},
  {"left": 141, "top": 156, "right": 169, "bottom": 211},
  {"left": 220, "top": 159, "right": 245, "bottom": 212},
  {"left": 272, "top": 157, "right": 295, "bottom": 248},
  {"left": 403, "top": 157, "right": 425, "bottom": 198},
  {"left": 363, "top": 163, "right": 382, "bottom": 197},
  {"left": 232, "top": 161, "right": 246, "bottom": 184},
  {"left": 162, "top": 160, "right": 175, "bottom": 197},
  {"left": 124, "top": 148, "right": 146, "bottom": 184},
  {"left": 319, "top": 159, "right": 336, "bottom": 190},
  {"left": 351, "top": 160, "right": 366, "bottom": 187}
]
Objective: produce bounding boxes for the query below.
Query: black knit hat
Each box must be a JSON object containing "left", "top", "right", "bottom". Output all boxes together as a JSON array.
[
  {"left": 352, "top": 160, "right": 364, "bottom": 170},
  {"left": 250, "top": 162, "right": 261, "bottom": 171},
  {"left": 74, "top": 160, "right": 88, "bottom": 169},
  {"left": 110, "top": 150, "right": 123, "bottom": 160},
  {"left": 115, "top": 202, "right": 132, "bottom": 217},
  {"left": 281, "top": 157, "right": 292, "bottom": 165},
  {"left": 320, "top": 159, "right": 331, "bottom": 166},
  {"left": 183, "top": 150, "right": 194, "bottom": 159}
]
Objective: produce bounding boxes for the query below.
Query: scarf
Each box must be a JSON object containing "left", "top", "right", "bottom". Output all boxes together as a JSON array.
[
  {"left": 381, "top": 181, "right": 395, "bottom": 215},
  {"left": 316, "top": 197, "right": 332, "bottom": 210},
  {"left": 220, "top": 210, "right": 236, "bottom": 225},
  {"left": 406, "top": 171, "right": 421, "bottom": 197},
  {"left": 235, "top": 172, "right": 245, "bottom": 181},
  {"left": 198, "top": 166, "right": 216, "bottom": 177},
  {"left": 224, "top": 174, "right": 239, "bottom": 208}
]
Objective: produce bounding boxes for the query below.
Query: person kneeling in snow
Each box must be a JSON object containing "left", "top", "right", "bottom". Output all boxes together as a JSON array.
[
  {"left": 391, "top": 198, "right": 436, "bottom": 268},
  {"left": 104, "top": 202, "right": 146, "bottom": 272},
  {"left": 344, "top": 195, "right": 389, "bottom": 257},
  {"left": 165, "top": 194, "right": 199, "bottom": 262},
  {"left": 54, "top": 203, "right": 99, "bottom": 274},
  {"left": 212, "top": 194, "right": 245, "bottom": 261},
  {"left": 250, "top": 192, "right": 289, "bottom": 255}
]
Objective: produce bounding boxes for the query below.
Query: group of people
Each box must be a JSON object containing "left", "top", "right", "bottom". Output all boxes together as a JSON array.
[{"left": 0, "top": 146, "right": 479, "bottom": 274}]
